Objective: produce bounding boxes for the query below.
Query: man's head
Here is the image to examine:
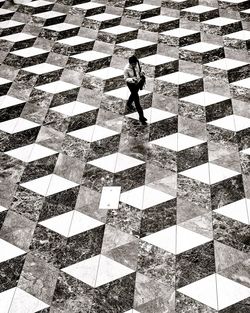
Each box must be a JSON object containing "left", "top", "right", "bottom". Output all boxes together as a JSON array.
[{"left": 129, "top": 55, "right": 138, "bottom": 67}]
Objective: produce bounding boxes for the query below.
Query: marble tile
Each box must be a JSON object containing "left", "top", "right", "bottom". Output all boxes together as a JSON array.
[
  {"left": 178, "top": 273, "right": 250, "bottom": 310},
  {"left": 0, "top": 287, "right": 49, "bottom": 313},
  {"left": 0, "top": 1, "right": 249, "bottom": 311},
  {"left": 62, "top": 254, "right": 134, "bottom": 287}
]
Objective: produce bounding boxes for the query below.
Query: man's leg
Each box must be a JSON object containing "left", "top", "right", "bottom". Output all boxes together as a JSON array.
[
  {"left": 127, "top": 83, "right": 147, "bottom": 123},
  {"left": 131, "top": 86, "right": 146, "bottom": 121},
  {"left": 126, "top": 83, "right": 136, "bottom": 110}
]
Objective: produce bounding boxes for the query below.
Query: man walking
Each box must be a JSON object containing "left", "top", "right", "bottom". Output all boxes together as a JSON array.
[{"left": 124, "top": 55, "right": 147, "bottom": 125}]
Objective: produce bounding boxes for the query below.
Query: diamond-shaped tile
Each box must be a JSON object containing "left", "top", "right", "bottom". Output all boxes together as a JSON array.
[
  {"left": 207, "top": 114, "right": 250, "bottom": 132},
  {"left": 50, "top": 101, "right": 97, "bottom": 116},
  {"left": 142, "top": 225, "right": 212, "bottom": 254},
  {"left": 180, "top": 163, "right": 240, "bottom": 184},
  {"left": 68, "top": 125, "right": 118, "bottom": 142},
  {"left": 0, "top": 95, "right": 24, "bottom": 109},
  {"left": 214, "top": 198, "right": 250, "bottom": 224},
  {"left": 88, "top": 152, "right": 145, "bottom": 173},
  {"left": 126, "top": 107, "right": 176, "bottom": 123},
  {"left": 20, "top": 174, "right": 79, "bottom": 196},
  {"left": 120, "top": 185, "right": 174, "bottom": 210},
  {"left": 0, "top": 117, "right": 39, "bottom": 134},
  {"left": 5, "top": 143, "right": 57, "bottom": 162},
  {"left": 39, "top": 210, "right": 104, "bottom": 237},
  {"left": 150, "top": 133, "right": 205, "bottom": 151},
  {"left": 0, "top": 239, "right": 26, "bottom": 263},
  {"left": 178, "top": 273, "right": 250, "bottom": 310},
  {"left": 62, "top": 254, "right": 134, "bottom": 287},
  {"left": 0, "top": 287, "right": 49, "bottom": 313}
]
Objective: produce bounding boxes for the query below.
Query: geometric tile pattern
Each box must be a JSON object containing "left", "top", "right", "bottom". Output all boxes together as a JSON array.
[{"left": 0, "top": 0, "right": 250, "bottom": 312}]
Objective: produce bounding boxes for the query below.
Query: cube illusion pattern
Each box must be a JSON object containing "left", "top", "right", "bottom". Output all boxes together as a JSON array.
[{"left": 0, "top": 0, "right": 250, "bottom": 312}]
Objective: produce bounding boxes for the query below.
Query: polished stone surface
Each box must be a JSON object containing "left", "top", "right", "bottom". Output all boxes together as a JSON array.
[{"left": 0, "top": 0, "right": 250, "bottom": 312}]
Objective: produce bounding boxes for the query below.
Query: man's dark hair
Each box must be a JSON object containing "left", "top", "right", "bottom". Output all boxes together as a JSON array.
[{"left": 129, "top": 55, "right": 138, "bottom": 64}]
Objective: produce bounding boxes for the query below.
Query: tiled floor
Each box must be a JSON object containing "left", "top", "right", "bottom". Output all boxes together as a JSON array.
[{"left": 0, "top": 0, "right": 250, "bottom": 312}]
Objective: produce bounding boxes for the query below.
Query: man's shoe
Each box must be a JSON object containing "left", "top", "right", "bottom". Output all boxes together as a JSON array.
[
  {"left": 140, "top": 119, "right": 147, "bottom": 125},
  {"left": 141, "top": 117, "right": 147, "bottom": 121}
]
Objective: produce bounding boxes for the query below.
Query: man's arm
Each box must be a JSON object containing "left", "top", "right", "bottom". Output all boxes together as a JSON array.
[{"left": 124, "top": 67, "right": 136, "bottom": 83}]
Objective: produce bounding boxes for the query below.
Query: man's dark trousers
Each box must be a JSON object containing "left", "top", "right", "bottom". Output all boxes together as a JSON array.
[{"left": 127, "top": 80, "right": 145, "bottom": 120}]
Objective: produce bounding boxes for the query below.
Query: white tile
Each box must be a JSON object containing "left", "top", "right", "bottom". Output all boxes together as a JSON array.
[
  {"left": 160, "top": 28, "right": 198, "bottom": 37},
  {"left": 0, "top": 95, "right": 24, "bottom": 109},
  {"left": 222, "top": 0, "right": 248, "bottom": 3},
  {"left": 0, "top": 77, "right": 11, "bottom": 85},
  {"left": 118, "top": 38, "right": 155, "bottom": 49},
  {"left": 20, "top": 174, "right": 79, "bottom": 196},
  {"left": 0, "top": 8, "right": 14, "bottom": 15},
  {"left": 19, "top": 174, "right": 54, "bottom": 196},
  {"left": 50, "top": 101, "right": 96, "bottom": 116},
  {"left": 23, "top": 63, "right": 62, "bottom": 74},
  {"left": 43, "top": 23, "right": 77, "bottom": 32},
  {"left": 241, "top": 8, "right": 250, "bottom": 13},
  {"left": 127, "top": 107, "right": 176, "bottom": 123},
  {"left": 0, "top": 117, "right": 39, "bottom": 134},
  {"left": 178, "top": 274, "right": 250, "bottom": 310},
  {"left": 1, "top": 33, "right": 35, "bottom": 42},
  {"left": 88, "top": 67, "right": 123, "bottom": 79},
  {"left": 214, "top": 198, "right": 250, "bottom": 224},
  {"left": 156, "top": 71, "right": 201, "bottom": 84},
  {"left": 182, "top": 5, "right": 217, "bottom": 13},
  {"left": 11, "top": 47, "right": 48, "bottom": 58},
  {"left": 86, "top": 13, "right": 120, "bottom": 21},
  {"left": 142, "top": 15, "right": 178, "bottom": 23},
  {"left": 68, "top": 125, "right": 118, "bottom": 142},
  {"left": 180, "top": 163, "right": 240, "bottom": 184},
  {"left": 0, "top": 205, "right": 7, "bottom": 212},
  {"left": 205, "top": 58, "right": 248, "bottom": 70},
  {"left": 180, "top": 92, "right": 229, "bottom": 107},
  {"left": 208, "top": 114, "right": 250, "bottom": 131},
  {"left": 225, "top": 30, "right": 250, "bottom": 40},
  {"left": 120, "top": 185, "right": 174, "bottom": 210},
  {"left": 105, "top": 86, "right": 151, "bottom": 100},
  {"left": 242, "top": 147, "right": 250, "bottom": 155},
  {"left": 102, "top": 25, "right": 135, "bottom": 34},
  {"left": 5, "top": 143, "right": 57, "bottom": 162},
  {"left": 178, "top": 274, "right": 218, "bottom": 309},
  {"left": 99, "top": 186, "right": 121, "bottom": 209},
  {"left": 140, "top": 54, "right": 177, "bottom": 65},
  {"left": 35, "top": 80, "right": 78, "bottom": 93},
  {"left": 127, "top": 4, "right": 159, "bottom": 11},
  {"left": 73, "top": 2, "right": 105, "bottom": 9},
  {"left": 209, "top": 164, "right": 241, "bottom": 184},
  {"left": 0, "top": 117, "right": 17, "bottom": 134},
  {"left": 231, "top": 77, "right": 250, "bottom": 88},
  {"left": 25, "top": 0, "right": 51, "bottom": 8},
  {"left": 181, "top": 42, "right": 222, "bottom": 52},
  {"left": 0, "top": 239, "right": 26, "bottom": 263},
  {"left": 88, "top": 152, "right": 144, "bottom": 173},
  {"left": 0, "top": 20, "right": 24, "bottom": 28},
  {"left": 202, "top": 17, "right": 240, "bottom": 26},
  {"left": 39, "top": 210, "right": 103, "bottom": 237},
  {"left": 62, "top": 255, "right": 134, "bottom": 287},
  {"left": 0, "top": 287, "right": 49, "bottom": 313},
  {"left": 217, "top": 274, "right": 250, "bottom": 310},
  {"left": 151, "top": 133, "right": 205, "bottom": 151},
  {"left": 33, "top": 10, "right": 66, "bottom": 19},
  {"left": 142, "top": 225, "right": 211, "bottom": 254},
  {"left": 71, "top": 50, "right": 110, "bottom": 61},
  {"left": 56, "top": 36, "right": 94, "bottom": 46}
]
